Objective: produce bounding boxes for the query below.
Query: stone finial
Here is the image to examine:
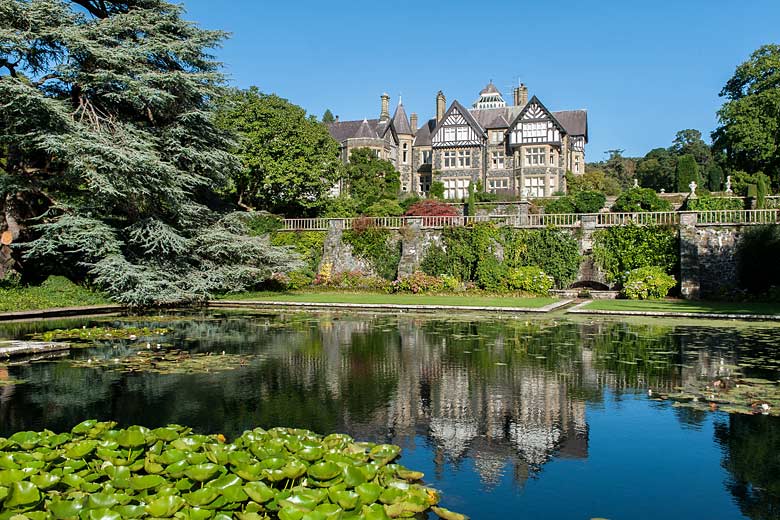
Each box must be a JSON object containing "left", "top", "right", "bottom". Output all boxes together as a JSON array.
[
  {"left": 660, "top": 188, "right": 665, "bottom": 194},
  {"left": 689, "top": 181, "right": 698, "bottom": 198},
  {"left": 725, "top": 175, "right": 733, "bottom": 194},
  {"left": 633, "top": 178, "right": 639, "bottom": 189}
]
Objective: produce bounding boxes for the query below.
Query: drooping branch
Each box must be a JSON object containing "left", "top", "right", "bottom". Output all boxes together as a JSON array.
[
  {"left": 70, "top": 0, "right": 108, "bottom": 18},
  {"left": 0, "top": 58, "right": 18, "bottom": 78}
]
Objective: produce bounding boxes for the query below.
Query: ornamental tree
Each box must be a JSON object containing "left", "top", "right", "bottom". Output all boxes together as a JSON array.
[
  {"left": 346, "top": 148, "right": 400, "bottom": 212},
  {"left": 215, "top": 88, "right": 342, "bottom": 216},
  {"left": 0, "top": 0, "right": 299, "bottom": 305}
]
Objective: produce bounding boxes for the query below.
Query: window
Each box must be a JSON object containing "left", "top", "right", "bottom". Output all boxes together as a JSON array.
[
  {"left": 457, "top": 150, "right": 471, "bottom": 168},
  {"left": 402, "top": 143, "right": 408, "bottom": 164},
  {"left": 444, "top": 127, "right": 456, "bottom": 141},
  {"left": 444, "top": 178, "right": 470, "bottom": 200},
  {"left": 372, "top": 149, "right": 381, "bottom": 159},
  {"left": 574, "top": 156, "right": 580, "bottom": 173},
  {"left": 522, "top": 121, "right": 547, "bottom": 139},
  {"left": 456, "top": 126, "right": 470, "bottom": 141},
  {"left": 525, "top": 147, "right": 546, "bottom": 166},
  {"left": 419, "top": 174, "right": 432, "bottom": 194},
  {"left": 549, "top": 151, "right": 555, "bottom": 166},
  {"left": 491, "top": 152, "right": 505, "bottom": 169},
  {"left": 491, "top": 131, "right": 504, "bottom": 144},
  {"left": 421, "top": 150, "right": 432, "bottom": 164},
  {"left": 524, "top": 176, "right": 545, "bottom": 198},
  {"left": 488, "top": 178, "right": 509, "bottom": 193},
  {"left": 443, "top": 151, "right": 457, "bottom": 169}
]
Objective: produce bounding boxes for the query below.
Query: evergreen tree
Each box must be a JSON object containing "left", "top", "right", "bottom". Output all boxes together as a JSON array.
[
  {"left": 676, "top": 154, "right": 701, "bottom": 192},
  {"left": 215, "top": 88, "right": 342, "bottom": 216},
  {"left": 706, "top": 163, "right": 724, "bottom": 191},
  {"left": 322, "top": 109, "right": 336, "bottom": 123},
  {"left": 0, "top": 0, "right": 299, "bottom": 306},
  {"left": 346, "top": 148, "right": 400, "bottom": 212}
]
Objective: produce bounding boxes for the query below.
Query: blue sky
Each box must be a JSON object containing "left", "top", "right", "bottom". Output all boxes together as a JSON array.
[{"left": 181, "top": 0, "right": 780, "bottom": 159}]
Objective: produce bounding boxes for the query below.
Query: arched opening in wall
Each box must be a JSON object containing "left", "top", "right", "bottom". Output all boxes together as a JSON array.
[{"left": 569, "top": 280, "right": 610, "bottom": 291}]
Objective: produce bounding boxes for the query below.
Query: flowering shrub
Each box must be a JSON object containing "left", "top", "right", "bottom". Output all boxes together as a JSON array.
[
  {"left": 328, "top": 270, "right": 392, "bottom": 292},
  {"left": 505, "top": 266, "right": 554, "bottom": 295},
  {"left": 314, "top": 262, "right": 333, "bottom": 285},
  {"left": 622, "top": 266, "right": 676, "bottom": 300},
  {"left": 391, "top": 272, "right": 446, "bottom": 294},
  {"left": 404, "top": 200, "right": 459, "bottom": 217}
]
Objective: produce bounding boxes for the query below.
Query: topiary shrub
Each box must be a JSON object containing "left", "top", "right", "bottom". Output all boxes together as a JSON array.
[
  {"left": 612, "top": 188, "right": 672, "bottom": 212},
  {"left": 573, "top": 190, "right": 607, "bottom": 213},
  {"left": 622, "top": 266, "right": 676, "bottom": 299},
  {"left": 506, "top": 266, "right": 554, "bottom": 295},
  {"left": 592, "top": 225, "right": 678, "bottom": 284}
]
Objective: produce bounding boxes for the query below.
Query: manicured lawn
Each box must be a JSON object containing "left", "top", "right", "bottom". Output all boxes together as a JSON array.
[
  {"left": 0, "top": 276, "right": 111, "bottom": 312},
  {"left": 582, "top": 299, "right": 780, "bottom": 315},
  {"left": 220, "top": 291, "right": 559, "bottom": 309}
]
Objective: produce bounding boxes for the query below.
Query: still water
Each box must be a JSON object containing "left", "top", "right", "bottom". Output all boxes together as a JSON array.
[{"left": 1, "top": 311, "right": 779, "bottom": 519}]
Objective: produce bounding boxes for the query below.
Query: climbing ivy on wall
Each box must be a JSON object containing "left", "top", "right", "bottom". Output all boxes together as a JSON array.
[
  {"left": 592, "top": 225, "right": 679, "bottom": 284},
  {"left": 421, "top": 223, "right": 580, "bottom": 289},
  {"left": 342, "top": 227, "right": 402, "bottom": 281},
  {"left": 270, "top": 231, "right": 326, "bottom": 276}
]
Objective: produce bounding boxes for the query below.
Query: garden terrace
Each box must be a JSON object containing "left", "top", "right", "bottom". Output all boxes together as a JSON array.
[{"left": 280, "top": 209, "right": 780, "bottom": 231}]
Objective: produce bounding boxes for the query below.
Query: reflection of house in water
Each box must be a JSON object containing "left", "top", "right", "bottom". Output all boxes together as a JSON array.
[{"left": 290, "top": 317, "right": 590, "bottom": 487}]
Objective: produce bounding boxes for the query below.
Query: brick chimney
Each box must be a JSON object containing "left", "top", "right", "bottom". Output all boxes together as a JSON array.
[
  {"left": 410, "top": 113, "right": 418, "bottom": 135},
  {"left": 520, "top": 83, "right": 528, "bottom": 105},
  {"left": 513, "top": 86, "right": 521, "bottom": 106},
  {"left": 380, "top": 93, "right": 390, "bottom": 121},
  {"left": 436, "top": 91, "right": 446, "bottom": 122}
]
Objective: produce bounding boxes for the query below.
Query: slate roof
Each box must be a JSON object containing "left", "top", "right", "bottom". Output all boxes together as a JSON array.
[
  {"left": 469, "top": 105, "right": 588, "bottom": 139},
  {"left": 479, "top": 81, "right": 500, "bottom": 95},
  {"left": 413, "top": 118, "right": 437, "bottom": 147},
  {"left": 470, "top": 107, "right": 523, "bottom": 129},
  {"left": 354, "top": 119, "right": 376, "bottom": 139},
  {"left": 327, "top": 119, "right": 377, "bottom": 141},
  {"left": 551, "top": 110, "right": 588, "bottom": 141},
  {"left": 391, "top": 102, "right": 413, "bottom": 135},
  {"left": 450, "top": 100, "right": 486, "bottom": 136}
]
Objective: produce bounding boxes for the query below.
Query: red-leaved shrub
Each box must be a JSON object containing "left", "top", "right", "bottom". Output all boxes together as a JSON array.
[{"left": 404, "top": 200, "right": 459, "bottom": 217}]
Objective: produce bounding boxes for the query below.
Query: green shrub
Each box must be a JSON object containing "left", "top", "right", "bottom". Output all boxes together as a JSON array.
[
  {"left": 676, "top": 154, "right": 701, "bottom": 193},
  {"left": 475, "top": 191, "right": 498, "bottom": 202},
  {"left": 593, "top": 225, "right": 678, "bottom": 284},
  {"left": 622, "top": 266, "right": 676, "bottom": 299},
  {"left": 573, "top": 190, "right": 607, "bottom": 213},
  {"left": 327, "top": 270, "right": 392, "bottom": 292},
  {"left": 270, "top": 231, "right": 326, "bottom": 276},
  {"left": 685, "top": 196, "right": 745, "bottom": 211},
  {"left": 506, "top": 266, "right": 554, "bottom": 295},
  {"left": 505, "top": 228, "right": 581, "bottom": 288},
  {"left": 342, "top": 226, "right": 401, "bottom": 280},
  {"left": 321, "top": 195, "right": 359, "bottom": 218},
  {"left": 612, "top": 188, "right": 672, "bottom": 212},
  {"left": 737, "top": 225, "right": 780, "bottom": 296},
  {"left": 475, "top": 254, "right": 507, "bottom": 291},
  {"left": 0, "top": 276, "right": 111, "bottom": 311},
  {"left": 544, "top": 196, "right": 576, "bottom": 214},
  {"left": 391, "top": 272, "right": 446, "bottom": 294},
  {"left": 365, "top": 199, "right": 404, "bottom": 216},
  {"left": 399, "top": 195, "right": 423, "bottom": 212},
  {"left": 429, "top": 181, "right": 445, "bottom": 199},
  {"left": 245, "top": 212, "right": 283, "bottom": 235}
]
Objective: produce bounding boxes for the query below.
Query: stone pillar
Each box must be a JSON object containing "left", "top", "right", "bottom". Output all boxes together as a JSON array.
[
  {"left": 518, "top": 200, "right": 530, "bottom": 226},
  {"left": 514, "top": 150, "right": 523, "bottom": 196},
  {"left": 579, "top": 214, "right": 597, "bottom": 253},
  {"left": 679, "top": 212, "right": 700, "bottom": 300},
  {"left": 397, "top": 218, "right": 424, "bottom": 278}
]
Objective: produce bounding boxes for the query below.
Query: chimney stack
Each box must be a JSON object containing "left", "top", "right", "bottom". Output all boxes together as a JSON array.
[
  {"left": 513, "top": 86, "right": 521, "bottom": 106},
  {"left": 520, "top": 83, "right": 528, "bottom": 105},
  {"left": 436, "top": 91, "right": 446, "bottom": 122},
  {"left": 410, "top": 113, "right": 418, "bottom": 135},
  {"left": 380, "top": 93, "right": 390, "bottom": 121}
]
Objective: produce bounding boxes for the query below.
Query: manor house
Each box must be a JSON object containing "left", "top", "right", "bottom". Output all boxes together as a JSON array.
[{"left": 326, "top": 82, "right": 588, "bottom": 199}]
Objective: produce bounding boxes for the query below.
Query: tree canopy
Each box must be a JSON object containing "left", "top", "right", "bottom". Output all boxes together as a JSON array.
[
  {"left": 0, "top": 0, "right": 299, "bottom": 305},
  {"left": 215, "top": 88, "right": 342, "bottom": 216},
  {"left": 322, "top": 109, "right": 336, "bottom": 123},
  {"left": 713, "top": 44, "right": 780, "bottom": 186},
  {"left": 345, "top": 148, "right": 400, "bottom": 212}
]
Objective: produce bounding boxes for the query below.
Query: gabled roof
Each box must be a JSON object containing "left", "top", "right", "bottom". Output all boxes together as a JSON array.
[
  {"left": 434, "top": 100, "right": 486, "bottom": 137},
  {"left": 391, "top": 102, "right": 413, "bottom": 135},
  {"left": 469, "top": 106, "right": 523, "bottom": 129},
  {"left": 506, "top": 95, "right": 566, "bottom": 135},
  {"left": 327, "top": 119, "right": 379, "bottom": 142},
  {"left": 413, "top": 118, "right": 437, "bottom": 147},
  {"left": 552, "top": 110, "right": 588, "bottom": 142},
  {"left": 485, "top": 114, "right": 510, "bottom": 129},
  {"left": 354, "top": 119, "right": 376, "bottom": 139}
]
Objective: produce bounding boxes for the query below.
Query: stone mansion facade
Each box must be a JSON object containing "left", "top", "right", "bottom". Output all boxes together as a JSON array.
[{"left": 326, "top": 82, "right": 588, "bottom": 199}]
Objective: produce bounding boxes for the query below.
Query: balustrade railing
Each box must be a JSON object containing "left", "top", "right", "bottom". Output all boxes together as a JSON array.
[{"left": 278, "top": 210, "right": 780, "bottom": 231}]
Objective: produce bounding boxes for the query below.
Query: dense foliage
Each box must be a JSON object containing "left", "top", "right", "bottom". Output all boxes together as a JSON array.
[
  {"left": 565, "top": 170, "right": 621, "bottom": 196},
  {"left": 0, "top": 275, "right": 109, "bottom": 312},
  {"left": 0, "top": 420, "right": 462, "bottom": 520},
  {"left": 270, "top": 231, "right": 326, "bottom": 287},
  {"left": 676, "top": 154, "right": 702, "bottom": 193},
  {"left": 612, "top": 188, "right": 673, "bottom": 212},
  {"left": 685, "top": 196, "right": 745, "bottom": 211},
  {"left": 622, "top": 266, "right": 677, "bottom": 299},
  {"left": 0, "top": 0, "right": 298, "bottom": 306},
  {"left": 342, "top": 224, "right": 401, "bottom": 281},
  {"left": 545, "top": 191, "right": 606, "bottom": 214},
  {"left": 215, "top": 88, "right": 342, "bottom": 215},
  {"left": 345, "top": 149, "right": 400, "bottom": 213},
  {"left": 421, "top": 224, "right": 579, "bottom": 289},
  {"left": 404, "top": 200, "right": 459, "bottom": 217},
  {"left": 737, "top": 225, "right": 780, "bottom": 297},
  {"left": 592, "top": 225, "right": 679, "bottom": 284}
]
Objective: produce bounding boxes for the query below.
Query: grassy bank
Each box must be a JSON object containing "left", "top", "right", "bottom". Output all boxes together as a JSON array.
[
  {"left": 220, "top": 290, "right": 559, "bottom": 309},
  {"left": 0, "top": 276, "right": 111, "bottom": 312},
  {"left": 581, "top": 299, "right": 780, "bottom": 315}
]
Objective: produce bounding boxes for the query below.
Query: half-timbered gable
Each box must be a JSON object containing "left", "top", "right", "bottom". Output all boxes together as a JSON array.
[
  {"left": 431, "top": 101, "right": 485, "bottom": 148},
  {"left": 506, "top": 96, "right": 566, "bottom": 147}
]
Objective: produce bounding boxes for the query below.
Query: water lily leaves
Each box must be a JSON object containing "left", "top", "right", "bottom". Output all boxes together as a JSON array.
[
  {"left": 362, "top": 503, "right": 390, "bottom": 520},
  {"left": 177, "top": 507, "right": 214, "bottom": 520},
  {"left": 171, "top": 437, "right": 204, "bottom": 452},
  {"left": 65, "top": 440, "right": 98, "bottom": 460},
  {"left": 243, "top": 482, "right": 274, "bottom": 504},
  {"left": 378, "top": 487, "right": 405, "bottom": 505},
  {"left": 280, "top": 493, "right": 319, "bottom": 511},
  {"left": 0, "top": 469, "right": 26, "bottom": 485},
  {"left": 297, "top": 447, "right": 323, "bottom": 462},
  {"left": 4, "top": 481, "right": 41, "bottom": 508},
  {"left": 144, "top": 457, "right": 164, "bottom": 475},
  {"left": 71, "top": 421, "right": 98, "bottom": 435},
  {"left": 355, "top": 483, "right": 381, "bottom": 505},
  {"left": 113, "top": 505, "right": 147, "bottom": 519},
  {"left": 314, "top": 503, "right": 343, "bottom": 519},
  {"left": 278, "top": 506, "right": 306, "bottom": 520},
  {"left": 116, "top": 429, "right": 146, "bottom": 450},
  {"left": 308, "top": 462, "right": 340, "bottom": 481},
  {"left": 130, "top": 474, "right": 166, "bottom": 491},
  {"left": 184, "top": 464, "right": 220, "bottom": 482},
  {"left": 341, "top": 465, "right": 365, "bottom": 488},
  {"left": 159, "top": 449, "right": 187, "bottom": 465},
  {"left": 227, "top": 451, "right": 251, "bottom": 468},
  {"left": 368, "top": 445, "right": 400, "bottom": 465},
  {"left": 0, "top": 454, "right": 20, "bottom": 470},
  {"left": 329, "top": 489, "right": 359, "bottom": 511},
  {"left": 145, "top": 495, "right": 186, "bottom": 517},
  {"left": 8, "top": 432, "right": 40, "bottom": 451},
  {"left": 282, "top": 461, "right": 307, "bottom": 480},
  {"left": 395, "top": 468, "right": 423, "bottom": 482},
  {"left": 29, "top": 473, "right": 60, "bottom": 490},
  {"left": 431, "top": 506, "right": 470, "bottom": 520},
  {"left": 86, "top": 492, "right": 119, "bottom": 510},
  {"left": 183, "top": 487, "right": 220, "bottom": 507},
  {"left": 234, "top": 464, "right": 262, "bottom": 482},
  {"left": 258, "top": 458, "right": 286, "bottom": 471},
  {"left": 164, "top": 460, "right": 190, "bottom": 479},
  {"left": 205, "top": 474, "right": 242, "bottom": 491},
  {"left": 152, "top": 428, "right": 180, "bottom": 443},
  {"left": 48, "top": 498, "right": 85, "bottom": 519}
]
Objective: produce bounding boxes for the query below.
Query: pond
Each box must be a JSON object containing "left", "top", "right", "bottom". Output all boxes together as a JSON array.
[{"left": 1, "top": 311, "right": 779, "bottom": 520}]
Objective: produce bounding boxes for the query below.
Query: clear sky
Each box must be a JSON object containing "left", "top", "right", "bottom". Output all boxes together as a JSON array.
[{"left": 180, "top": 0, "right": 779, "bottom": 159}]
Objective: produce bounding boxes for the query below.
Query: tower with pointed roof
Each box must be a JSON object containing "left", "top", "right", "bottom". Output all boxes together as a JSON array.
[{"left": 391, "top": 98, "right": 414, "bottom": 191}]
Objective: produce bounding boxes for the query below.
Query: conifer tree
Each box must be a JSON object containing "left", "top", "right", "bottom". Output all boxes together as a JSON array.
[
  {"left": 322, "top": 109, "right": 336, "bottom": 123},
  {"left": 0, "top": 0, "right": 299, "bottom": 305},
  {"left": 676, "top": 154, "right": 701, "bottom": 193}
]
